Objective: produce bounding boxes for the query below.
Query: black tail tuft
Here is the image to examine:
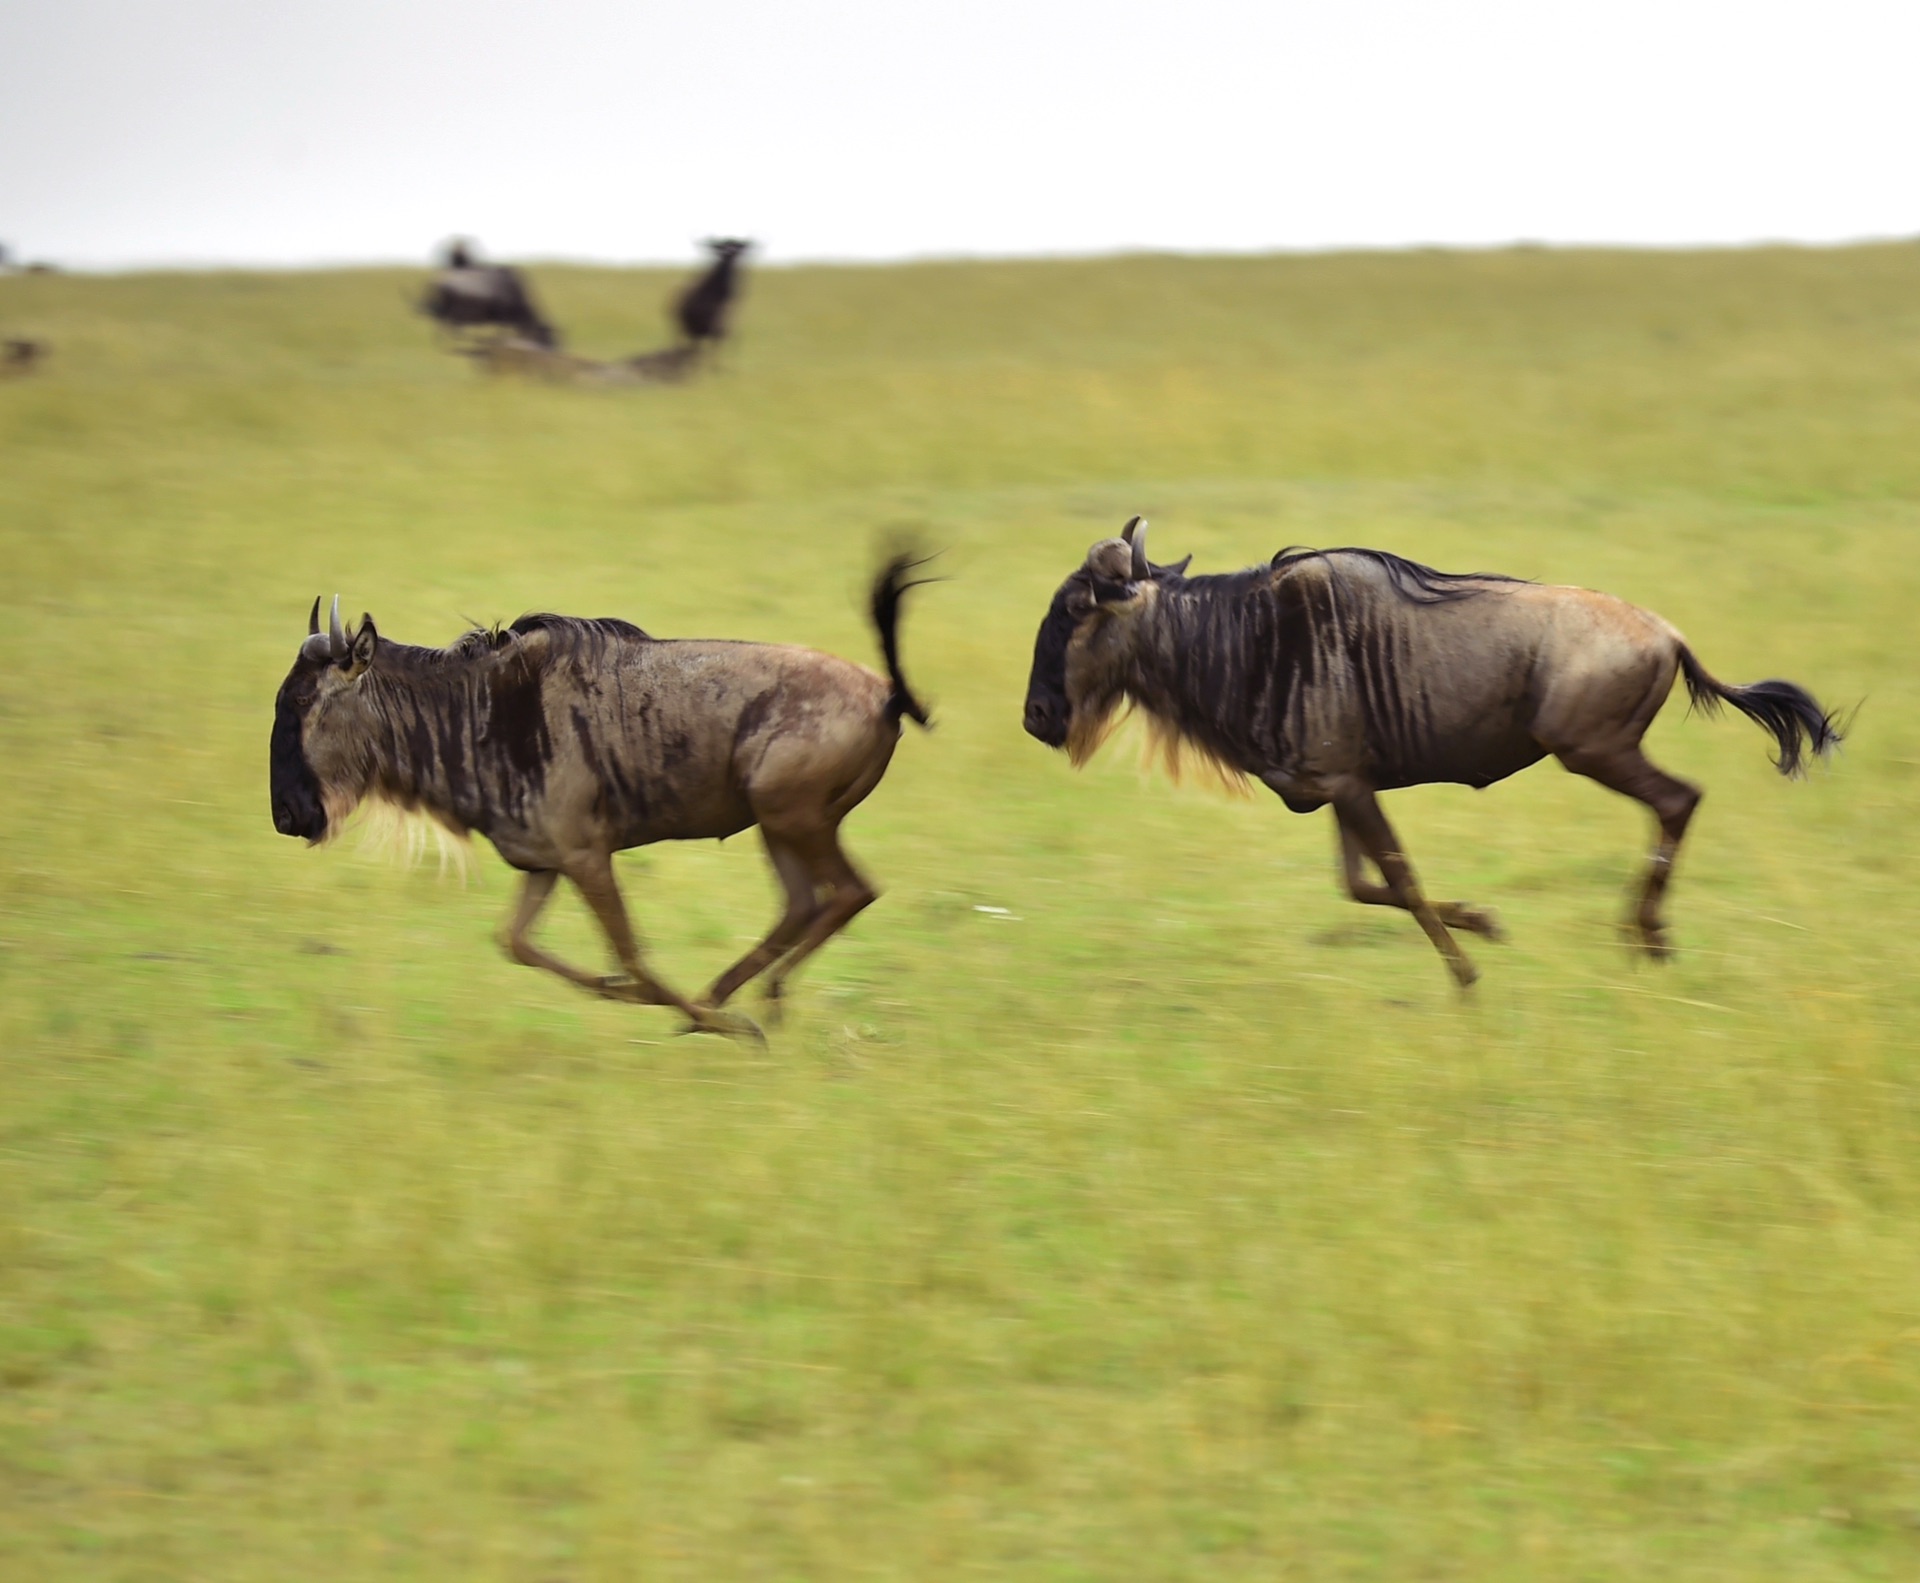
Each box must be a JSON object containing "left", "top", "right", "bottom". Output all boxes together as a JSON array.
[
  {"left": 1677, "top": 646, "right": 1845, "bottom": 778},
  {"left": 870, "top": 551, "right": 938, "bottom": 729}
]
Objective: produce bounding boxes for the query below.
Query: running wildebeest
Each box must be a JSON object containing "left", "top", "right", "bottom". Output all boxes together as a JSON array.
[
  {"left": 1023, "top": 518, "right": 1843, "bottom": 987},
  {"left": 2, "top": 338, "right": 46, "bottom": 376},
  {"left": 271, "top": 558, "right": 933, "bottom": 1039},
  {"left": 419, "top": 241, "right": 559, "bottom": 349},
  {"left": 674, "top": 239, "right": 751, "bottom": 347}
]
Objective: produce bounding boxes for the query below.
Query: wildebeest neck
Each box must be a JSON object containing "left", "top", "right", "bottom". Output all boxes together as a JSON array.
[
  {"left": 1117, "top": 572, "right": 1307, "bottom": 774},
  {"left": 349, "top": 637, "right": 550, "bottom": 834}
]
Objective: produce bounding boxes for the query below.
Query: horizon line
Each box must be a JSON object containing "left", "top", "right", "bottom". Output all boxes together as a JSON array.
[{"left": 10, "top": 232, "right": 1920, "bottom": 278}]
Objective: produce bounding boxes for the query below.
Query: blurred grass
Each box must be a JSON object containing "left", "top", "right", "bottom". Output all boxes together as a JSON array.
[{"left": 2, "top": 245, "right": 1919, "bottom": 1579}]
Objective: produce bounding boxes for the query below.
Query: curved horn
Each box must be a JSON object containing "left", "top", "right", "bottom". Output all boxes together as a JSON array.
[
  {"left": 328, "top": 595, "right": 346, "bottom": 661},
  {"left": 308, "top": 595, "right": 322, "bottom": 636},
  {"left": 1122, "top": 516, "right": 1150, "bottom": 581}
]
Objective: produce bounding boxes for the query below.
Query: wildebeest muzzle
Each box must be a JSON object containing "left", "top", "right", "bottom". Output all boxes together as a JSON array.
[
  {"left": 1023, "top": 693, "right": 1068, "bottom": 748},
  {"left": 270, "top": 700, "right": 327, "bottom": 840}
]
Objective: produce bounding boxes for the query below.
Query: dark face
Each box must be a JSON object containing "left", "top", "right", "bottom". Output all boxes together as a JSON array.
[
  {"left": 270, "top": 658, "right": 328, "bottom": 840},
  {"left": 1022, "top": 574, "right": 1094, "bottom": 748}
]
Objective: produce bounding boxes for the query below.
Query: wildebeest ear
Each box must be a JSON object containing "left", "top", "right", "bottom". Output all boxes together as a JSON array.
[
  {"left": 345, "top": 615, "right": 379, "bottom": 675},
  {"left": 1091, "top": 575, "right": 1141, "bottom": 605}
]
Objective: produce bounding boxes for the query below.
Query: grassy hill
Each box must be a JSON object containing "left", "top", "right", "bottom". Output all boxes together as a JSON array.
[{"left": 3, "top": 246, "right": 1918, "bottom": 1578}]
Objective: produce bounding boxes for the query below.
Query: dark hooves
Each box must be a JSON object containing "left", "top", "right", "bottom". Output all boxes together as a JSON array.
[
  {"left": 1466, "top": 908, "right": 1507, "bottom": 944},
  {"left": 681, "top": 1007, "right": 768, "bottom": 1046},
  {"left": 1619, "top": 921, "right": 1674, "bottom": 962}
]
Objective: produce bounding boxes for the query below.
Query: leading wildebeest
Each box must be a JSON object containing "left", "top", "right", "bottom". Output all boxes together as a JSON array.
[
  {"left": 674, "top": 239, "right": 750, "bottom": 347},
  {"left": 419, "top": 241, "right": 559, "bottom": 349},
  {"left": 271, "top": 558, "right": 934, "bottom": 1038},
  {"left": 1023, "top": 519, "right": 1843, "bottom": 987}
]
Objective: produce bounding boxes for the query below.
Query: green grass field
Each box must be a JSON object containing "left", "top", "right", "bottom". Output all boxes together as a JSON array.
[{"left": 4, "top": 245, "right": 1919, "bottom": 1579}]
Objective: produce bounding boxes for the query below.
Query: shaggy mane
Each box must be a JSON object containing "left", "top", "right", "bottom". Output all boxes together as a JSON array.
[
  {"left": 1265, "top": 546, "right": 1524, "bottom": 605},
  {"left": 317, "top": 783, "right": 475, "bottom": 878},
  {"left": 1067, "top": 698, "right": 1255, "bottom": 798},
  {"left": 1139, "top": 712, "right": 1256, "bottom": 797}
]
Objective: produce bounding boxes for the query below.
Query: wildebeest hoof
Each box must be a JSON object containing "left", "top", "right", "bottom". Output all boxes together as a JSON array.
[
  {"left": 1448, "top": 957, "right": 1480, "bottom": 990},
  {"left": 1455, "top": 906, "right": 1505, "bottom": 943},
  {"left": 683, "top": 1006, "right": 768, "bottom": 1045}
]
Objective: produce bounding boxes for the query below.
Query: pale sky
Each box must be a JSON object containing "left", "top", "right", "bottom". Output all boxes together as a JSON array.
[{"left": 2, "top": 0, "right": 1914, "bottom": 270}]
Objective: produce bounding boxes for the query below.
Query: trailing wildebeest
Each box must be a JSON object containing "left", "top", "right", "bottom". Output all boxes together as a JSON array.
[
  {"left": 1023, "top": 518, "right": 1843, "bottom": 987},
  {"left": 271, "top": 559, "right": 934, "bottom": 1038},
  {"left": 419, "top": 242, "right": 559, "bottom": 349},
  {"left": 2, "top": 338, "right": 46, "bottom": 376},
  {"left": 674, "top": 239, "right": 751, "bottom": 347}
]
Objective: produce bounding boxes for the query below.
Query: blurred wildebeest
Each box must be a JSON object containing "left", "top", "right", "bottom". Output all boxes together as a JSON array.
[
  {"left": 271, "top": 558, "right": 934, "bottom": 1038},
  {"left": 1, "top": 338, "right": 46, "bottom": 376},
  {"left": 1024, "top": 518, "right": 1843, "bottom": 987},
  {"left": 674, "top": 238, "right": 751, "bottom": 347},
  {"left": 419, "top": 240, "right": 559, "bottom": 349}
]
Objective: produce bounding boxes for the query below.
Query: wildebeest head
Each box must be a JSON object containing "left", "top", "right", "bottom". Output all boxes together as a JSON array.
[
  {"left": 1023, "top": 517, "right": 1189, "bottom": 761},
  {"left": 704, "top": 238, "right": 751, "bottom": 261},
  {"left": 270, "top": 596, "right": 381, "bottom": 842}
]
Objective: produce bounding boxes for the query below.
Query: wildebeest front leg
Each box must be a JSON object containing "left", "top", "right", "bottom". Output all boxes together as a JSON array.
[
  {"left": 1332, "top": 814, "right": 1505, "bottom": 941},
  {"left": 501, "top": 869, "right": 659, "bottom": 998},
  {"left": 1334, "top": 793, "right": 1477, "bottom": 988},
  {"left": 567, "top": 854, "right": 765, "bottom": 1041}
]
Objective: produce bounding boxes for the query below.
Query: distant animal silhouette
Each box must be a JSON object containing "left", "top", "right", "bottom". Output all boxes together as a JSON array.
[
  {"left": 1, "top": 338, "right": 47, "bottom": 376},
  {"left": 674, "top": 239, "right": 751, "bottom": 347},
  {"left": 419, "top": 240, "right": 559, "bottom": 349}
]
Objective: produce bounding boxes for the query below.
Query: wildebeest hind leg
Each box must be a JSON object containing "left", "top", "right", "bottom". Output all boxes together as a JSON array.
[
  {"left": 1333, "top": 813, "right": 1504, "bottom": 941},
  {"left": 762, "top": 833, "right": 877, "bottom": 1004},
  {"left": 1555, "top": 745, "right": 1701, "bottom": 959},
  {"left": 702, "top": 835, "right": 821, "bottom": 1012},
  {"left": 568, "top": 854, "right": 764, "bottom": 1041},
  {"left": 1335, "top": 793, "right": 1477, "bottom": 988}
]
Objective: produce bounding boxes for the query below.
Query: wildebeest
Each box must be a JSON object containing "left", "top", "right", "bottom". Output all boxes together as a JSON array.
[
  {"left": 2, "top": 338, "right": 47, "bottom": 376},
  {"left": 419, "top": 241, "right": 559, "bottom": 349},
  {"left": 271, "top": 559, "right": 933, "bottom": 1038},
  {"left": 674, "top": 239, "right": 751, "bottom": 347},
  {"left": 1023, "top": 518, "right": 1843, "bottom": 987}
]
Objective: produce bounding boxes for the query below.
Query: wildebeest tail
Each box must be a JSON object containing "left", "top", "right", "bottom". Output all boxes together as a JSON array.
[
  {"left": 870, "top": 552, "right": 936, "bottom": 728},
  {"left": 1677, "top": 645, "right": 1844, "bottom": 778}
]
